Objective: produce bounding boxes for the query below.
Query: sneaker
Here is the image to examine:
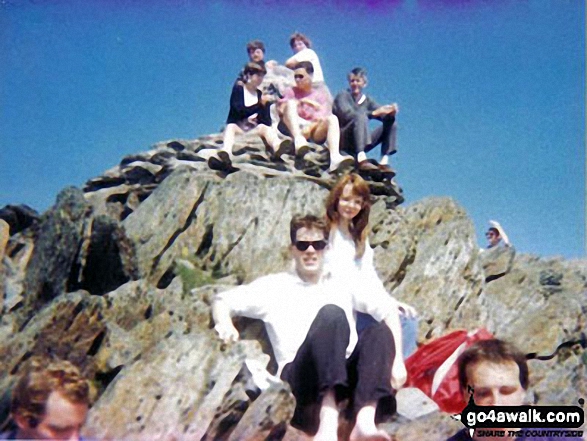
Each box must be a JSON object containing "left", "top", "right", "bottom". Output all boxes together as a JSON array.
[{"left": 328, "top": 155, "right": 355, "bottom": 173}]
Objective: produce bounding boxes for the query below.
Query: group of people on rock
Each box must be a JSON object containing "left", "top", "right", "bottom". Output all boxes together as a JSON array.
[
  {"left": 211, "top": 172, "right": 579, "bottom": 441},
  {"left": 0, "top": 176, "right": 572, "bottom": 441},
  {"left": 207, "top": 33, "right": 399, "bottom": 175}
]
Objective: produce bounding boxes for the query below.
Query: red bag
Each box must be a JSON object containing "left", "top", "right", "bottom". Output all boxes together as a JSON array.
[{"left": 404, "top": 328, "right": 494, "bottom": 414}]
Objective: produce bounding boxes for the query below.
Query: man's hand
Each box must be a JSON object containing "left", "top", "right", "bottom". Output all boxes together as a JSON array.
[
  {"left": 214, "top": 322, "right": 239, "bottom": 343},
  {"left": 391, "top": 359, "right": 407, "bottom": 390},
  {"left": 397, "top": 301, "right": 418, "bottom": 319}
]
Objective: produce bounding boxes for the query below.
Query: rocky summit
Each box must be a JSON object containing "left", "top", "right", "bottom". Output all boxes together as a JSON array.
[{"left": 1, "top": 129, "right": 586, "bottom": 440}]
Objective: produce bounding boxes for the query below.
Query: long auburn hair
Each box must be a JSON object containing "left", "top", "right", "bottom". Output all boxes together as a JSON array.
[{"left": 325, "top": 173, "right": 371, "bottom": 259}]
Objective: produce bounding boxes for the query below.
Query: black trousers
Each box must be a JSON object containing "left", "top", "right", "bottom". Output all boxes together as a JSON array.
[
  {"left": 280, "top": 305, "right": 396, "bottom": 435},
  {"left": 340, "top": 113, "right": 397, "bottom": 157}
]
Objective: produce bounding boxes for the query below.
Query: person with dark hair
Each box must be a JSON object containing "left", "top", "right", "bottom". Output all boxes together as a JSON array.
[
  {"left": 209, "top": 62, "right": 285, "bottom": 170},
  {"left": 212, "top": 214, "right": 406, "bottom": 441},
  {"left": 446, "top": 339, "right": 582, "bottom": 441},
  {"left": 285, "top": 32, "right": 325, "bottom": 84},
  {"left": 333, "top": 67, "right": 399, "bottom": 174},
  {"left": 234, "top": 39, "right": 266, "bottom": 86},
  {"left": 1, "top": 358, "right": 91, "bottom": 440},
  {"left": 277, "top": 62, "right": 353, "bottom": 172},
  {"left": 484, "top": 220, "right": 511, "bottom": 249}
]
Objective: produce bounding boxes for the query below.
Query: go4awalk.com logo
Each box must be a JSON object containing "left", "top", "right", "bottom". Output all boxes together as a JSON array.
[{"left": 452, "top": 394, "right": 585, "bottom": 438}]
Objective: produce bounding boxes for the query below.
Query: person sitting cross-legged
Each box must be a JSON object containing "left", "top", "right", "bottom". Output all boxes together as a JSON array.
[
  {"left": 276, "top": 61, "right": 354, "bottom": 173},
  {"left": 212, "top": 214, "right": 406, "bottom": 441},
  {"left": 333, "top": 67, "right": 398, "bottom": 174}
]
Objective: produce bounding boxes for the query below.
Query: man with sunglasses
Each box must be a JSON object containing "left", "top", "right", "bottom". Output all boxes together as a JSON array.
[
  {"left": 483, "top": 220, "right": 511, "bottom": 250},
  {"left": 212, "top": 214, "right": 405, "bottom": 441}
]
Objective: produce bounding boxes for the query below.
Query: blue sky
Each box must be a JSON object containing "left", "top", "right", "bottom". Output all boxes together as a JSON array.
[{"left": 1, "top": 0, "right": 584, "bottom": 258}]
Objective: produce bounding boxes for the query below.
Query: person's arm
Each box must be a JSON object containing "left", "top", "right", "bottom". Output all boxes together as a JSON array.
[
  {"left": 360, "top": 242, "right": 418, "bottom": 319},
  {"left": 489, "top": 220, "right": 511, "bottom": 246},
  {"left": 212, "top": 279, "right": 269, "bottom": 343},
  {"left": 352, "top": 275, "right": 406, "bottom": 389},
  {"left": 383, "top": 303, "right": 407, "bottom": 390},
  {"left": 212, "top": 298, "right": 240, "bottom": 342},
  {"left": 285, "top": 50, "right": 303, "bottom": 69},
  {"left": 333, "top": 91, "right": 360, "bottom": 122}
]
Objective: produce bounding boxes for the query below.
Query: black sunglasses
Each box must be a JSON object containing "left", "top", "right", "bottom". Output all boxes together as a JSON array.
[
  {"left": 294, "top": 240, "right": 327, "bottom": 251},
  {"left": 294, "top": 74, "right": 306, "bottom": 80}
]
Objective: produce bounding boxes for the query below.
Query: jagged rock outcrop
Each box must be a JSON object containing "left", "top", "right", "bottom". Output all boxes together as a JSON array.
[{"left": 0, "top": 131, "right": 585, "bottom": 440}]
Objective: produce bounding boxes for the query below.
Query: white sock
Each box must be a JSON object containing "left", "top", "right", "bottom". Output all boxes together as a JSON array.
[
  {"left": 357, "top": 151, "right": 367, "bottom": 162},
  {"left": 380, "top": 155, "right": 389, "bottom": 165}
]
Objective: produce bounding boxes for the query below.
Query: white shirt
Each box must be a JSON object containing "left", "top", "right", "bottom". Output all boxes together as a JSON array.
[
  {"left": 215, "top": 270, "right": 395, "bottom": 376},
  {"left": 289, "top": 48, "right": 325, "bottom": 83},
  {"left": 324, "top": 226, "right": 386, "bottom": 295},
  {"left": 243, "top": 86, "right": 258, "bottom": 107}
]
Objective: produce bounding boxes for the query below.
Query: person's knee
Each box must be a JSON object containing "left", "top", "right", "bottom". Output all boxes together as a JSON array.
[
  {"left": 315, "top": 305, "right": 348, "bottom": 329},
  {"left": 381, "top": 113, "right": 396, "bottom": 125},
  {"left": 362, "top": 321, "right": 393, "bottom": 345}
]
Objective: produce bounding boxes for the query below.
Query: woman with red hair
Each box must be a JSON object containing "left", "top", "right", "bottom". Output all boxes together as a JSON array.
[{"left": 324, "top": 173, "right": 419, "bottom": 358}]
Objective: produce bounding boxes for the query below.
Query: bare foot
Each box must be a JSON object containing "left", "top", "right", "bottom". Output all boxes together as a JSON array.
[{"left": 349, "top": 424, "right": 391, "bottom": 441}]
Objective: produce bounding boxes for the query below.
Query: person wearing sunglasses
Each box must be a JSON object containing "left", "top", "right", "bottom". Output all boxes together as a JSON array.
[
  {"left": 483, "top": 220, "right": 511, "bottom": 250},
  {"left": 212, "top": 214, "right": 405, "bottom": 441},
  {"left": 276, "top": 61, "right": 354, "bottom": 173}
]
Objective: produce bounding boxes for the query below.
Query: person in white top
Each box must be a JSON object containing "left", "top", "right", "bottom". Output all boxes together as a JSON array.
[
  {"left": 324, "top": 173, "right": 419, "bottom": 358},
  {"left": 213, "top": 214, "right": 406, "bottom": 441},
  {"left": 285, "top": 32, "right": 325, "bottom": 84}
]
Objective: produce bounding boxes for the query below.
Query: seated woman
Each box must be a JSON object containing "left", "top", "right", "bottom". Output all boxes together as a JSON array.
[
  {"left": 209, "top": 62, "right": 285, "bottom": 170},
  {"left": 276, "top": 61, "right": 353, "bottom": 173},
  {"left": 324, "top": 173, "right": 419, "bottom": 359},
  {"left": 285, "top": 32, "right": 325, "bottom": 85}
]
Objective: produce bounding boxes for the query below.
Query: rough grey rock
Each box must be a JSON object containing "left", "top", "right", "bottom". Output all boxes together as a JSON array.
[
  {"left": 0, "top": 204, "right": 40, "bottom": 235},
  {"left": 479, "top": 244, "right": 516, "bottom": 281},
  {"left": 1, "top": 128, "right": 585, "bottom": 440},
  {"left": 84, "top": 333, "right": 280, "bottom": 441},
  {"left": 76, "top": 215, "right": 134, "bottom": 295},
  {"left": 380, "top": 197, "right": 486, "bottom": 342},
  {"left": 21, "top": 187, "right": 92, "bottom": 320}
]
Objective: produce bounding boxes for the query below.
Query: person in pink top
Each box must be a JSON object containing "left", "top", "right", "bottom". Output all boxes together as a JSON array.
[{"left": 277, "top": 61, "right": 354, "bottom": 173}]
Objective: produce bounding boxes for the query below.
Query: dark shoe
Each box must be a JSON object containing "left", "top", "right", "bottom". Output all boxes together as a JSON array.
[
  {"left": 378, "top": 163, "right": 396, "bottom": 178},
  {"left": 217, "top": 150, "right": 231, "bottom": 164},
  {"left": 358, "top": 159, "right": 380, "bottom": 172},
  {"left": 273, "top": 139, "right": 294, "bottom": 159},
  {"left": 295, "top": 144, "right": 310, "bottom": 159},
  {"left": 208, "top": 151, "right": 236, "bottom": 172}
]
